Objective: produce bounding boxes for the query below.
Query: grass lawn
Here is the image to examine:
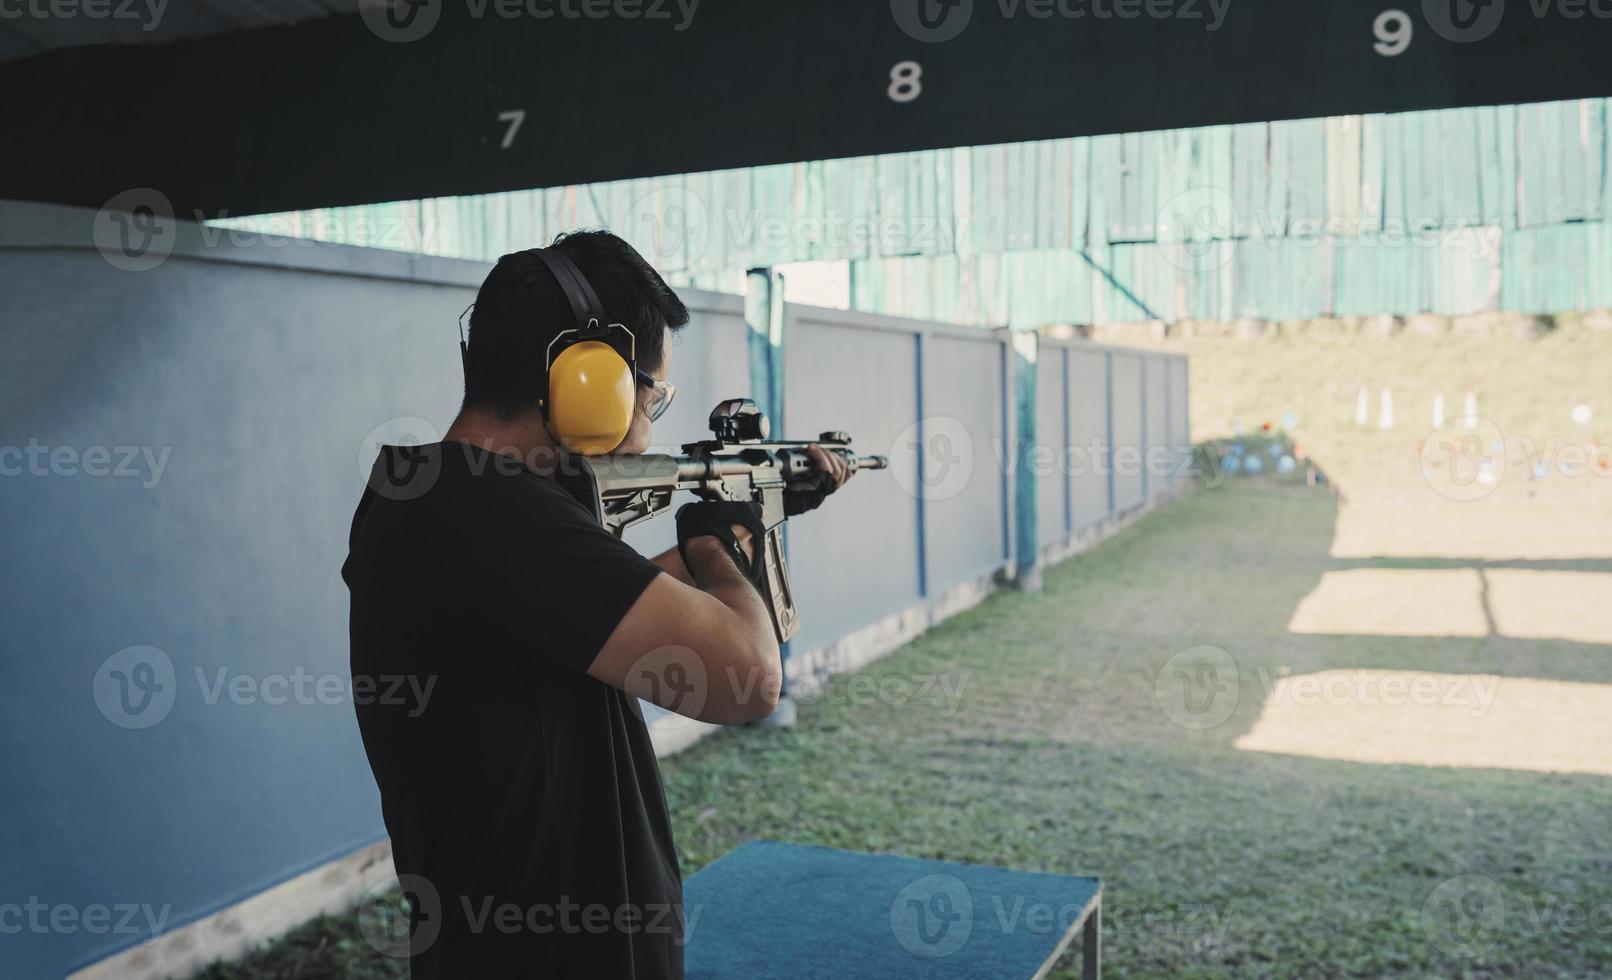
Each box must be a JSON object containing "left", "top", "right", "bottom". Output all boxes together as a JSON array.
[{"left": 205, "top": 471, "right": 1612, "bottom": 978}]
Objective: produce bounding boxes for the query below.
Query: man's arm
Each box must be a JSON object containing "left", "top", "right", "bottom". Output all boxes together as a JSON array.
[
  {"left": 649, "top": 546, "right": 694, "bottom": 587},
  {"left": 588, "top": 523, "right": 782, "bottom": 725}
]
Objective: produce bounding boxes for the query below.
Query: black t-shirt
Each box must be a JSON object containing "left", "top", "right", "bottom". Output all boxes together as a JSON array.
[{"left": 341, "top": 441, "right": 680, "bottom": 979}]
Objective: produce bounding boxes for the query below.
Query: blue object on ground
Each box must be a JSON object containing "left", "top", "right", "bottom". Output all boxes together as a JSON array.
[{"left": 683, "top": 841, "right": 1102, "bottom": 979}]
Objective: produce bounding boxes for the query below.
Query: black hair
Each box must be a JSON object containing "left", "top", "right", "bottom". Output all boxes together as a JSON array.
[{"left": 460, "top": 230, "right": 689, "bottom": 420}]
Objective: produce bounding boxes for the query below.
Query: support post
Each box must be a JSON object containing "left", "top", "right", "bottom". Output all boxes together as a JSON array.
[
  {"left": 744, "top": 268, "right": 796, "bottom": 726},
  {"left": 1011, "top": 329, "right": 1041, "bottom": 592}
]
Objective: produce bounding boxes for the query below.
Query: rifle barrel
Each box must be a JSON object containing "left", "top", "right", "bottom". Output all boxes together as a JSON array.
[{"left": 675, "top": 451, "right": 889, "bottom": 484}]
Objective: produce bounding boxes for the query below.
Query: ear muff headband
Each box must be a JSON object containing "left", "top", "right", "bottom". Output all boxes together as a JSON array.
[{"left": 532, "top": 247, "right": 605, "bottom": 332}]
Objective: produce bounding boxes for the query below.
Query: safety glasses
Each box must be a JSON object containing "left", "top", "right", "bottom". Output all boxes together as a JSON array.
[{"left": 635, "top": 369, "right": 676, "bottom": 422}]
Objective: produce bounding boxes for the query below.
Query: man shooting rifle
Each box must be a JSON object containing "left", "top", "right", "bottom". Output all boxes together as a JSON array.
[{"left": 342, "top": 232, "right": 863, "bottom": 978}]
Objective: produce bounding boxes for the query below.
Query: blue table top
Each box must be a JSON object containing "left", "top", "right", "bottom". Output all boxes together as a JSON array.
[{"left": 683, "top": 841, "right": 1101, "bottom": 980}]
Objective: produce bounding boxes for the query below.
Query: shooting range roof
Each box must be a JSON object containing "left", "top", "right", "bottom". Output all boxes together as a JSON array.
[
  {"left": 5, "top": 0, "right": 1611, "bottom": 218},
  {"left": 0, "top": 0, "right": 352, "bottom": 64}
]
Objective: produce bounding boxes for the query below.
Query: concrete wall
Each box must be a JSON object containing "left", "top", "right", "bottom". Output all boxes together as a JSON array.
[
  {"left": 1033, "top": 339, "right": 1189, "bottom": 559},
  {"left": 1109, "top": 352, "right": 1146, "bottom": 511},
  {"left": 1145, "top": 357, "right": 1170, "bottom": 496},
  {"left": 1067, "top": 348, "right": 1112, "bottom": 528}
]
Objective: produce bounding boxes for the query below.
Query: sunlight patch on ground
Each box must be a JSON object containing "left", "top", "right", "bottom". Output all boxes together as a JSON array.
[
  {"left": 1287, "top": 569, "right": 1488, "bottom": 637},
  {"left": 1485, "top": 569, "right": 1612, "bottom": 645},
  {"left": 1234, "top": 670, "right": 1612, "bottom": 776}
]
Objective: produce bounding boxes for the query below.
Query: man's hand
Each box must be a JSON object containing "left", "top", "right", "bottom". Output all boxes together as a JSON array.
[
  {"left": 783, "top": 444, "right": 855, "bottom": 517},
  {"left": 675, "top": 501, "right": 765, "bottom": 587}
]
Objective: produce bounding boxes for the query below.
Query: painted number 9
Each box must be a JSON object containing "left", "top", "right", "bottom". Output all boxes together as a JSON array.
[
  {"left": 888, "top": 61, "right": 922, "bottom": 103},
  {"left": 1373, "top": 9, "right": 1413, "bottom": 56}
]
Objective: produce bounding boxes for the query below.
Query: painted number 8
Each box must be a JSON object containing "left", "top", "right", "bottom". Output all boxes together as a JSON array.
[
  {"left": 889, "top": 60, "right": 922, "bottom": 103},
  {"left": 1373, "top": 9, "right": 1412, "bottom": 56}
]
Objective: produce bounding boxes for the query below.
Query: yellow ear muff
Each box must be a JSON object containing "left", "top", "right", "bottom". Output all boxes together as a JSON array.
[{"left": 546, "top": 340, "right": 636, "bottom": 455}]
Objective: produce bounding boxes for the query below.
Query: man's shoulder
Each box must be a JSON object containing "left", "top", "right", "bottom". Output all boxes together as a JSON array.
[{"left": 361, "top": 442, "right": 594, "bottom": 524}]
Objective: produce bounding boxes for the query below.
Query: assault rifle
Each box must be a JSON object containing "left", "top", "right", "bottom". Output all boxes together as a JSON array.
[{"left": 554, "top": 398, "right": 889, "bottom": 642}]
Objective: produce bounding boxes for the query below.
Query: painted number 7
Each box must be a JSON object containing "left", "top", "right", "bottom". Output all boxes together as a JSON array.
[{"left": 497, "top": 109, "right": 525, "bottom": 149}]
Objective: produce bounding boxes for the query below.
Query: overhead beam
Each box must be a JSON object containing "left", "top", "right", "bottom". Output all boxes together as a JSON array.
[{"left": 4, "top": 0, "right": 1611, "bottom": 217}]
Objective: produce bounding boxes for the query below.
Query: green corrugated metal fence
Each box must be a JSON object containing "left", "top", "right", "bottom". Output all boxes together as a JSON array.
[{"left": 217, "top": 98, "right": 1612, "bottom": 326}]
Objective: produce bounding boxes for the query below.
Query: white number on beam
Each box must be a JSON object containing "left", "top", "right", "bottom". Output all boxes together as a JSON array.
[
  {"left": 1373, "top": 9, "right": 1412, "bottom": 56},
  {"left": 888, "top": 61, "right": 923, "bottom": 103},
  {"left": 497, "top": 109, "right": 526, "bottom": 149}
]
